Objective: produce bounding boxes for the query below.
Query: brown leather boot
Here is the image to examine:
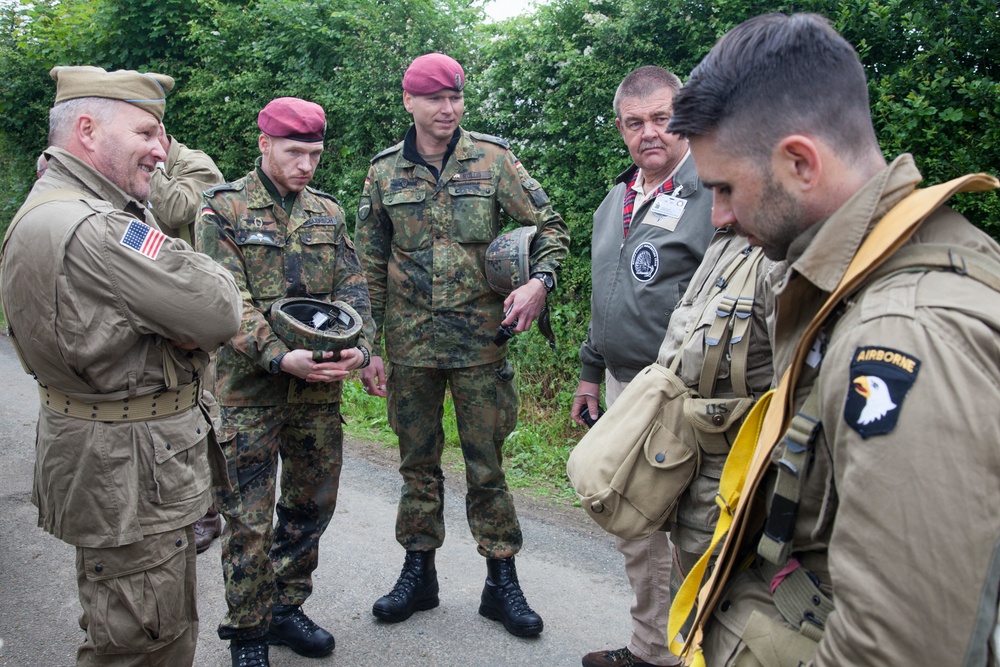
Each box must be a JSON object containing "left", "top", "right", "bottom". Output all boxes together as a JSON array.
[{"left": 193, "top": 507, "right": 223, "bottom": 553}]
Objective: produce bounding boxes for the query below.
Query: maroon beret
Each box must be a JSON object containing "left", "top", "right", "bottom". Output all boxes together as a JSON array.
[
  {"left": 402, "top": 53, "right": 465, "bottom": 96},
  {"left": 257, "top": 97, "right": 326, "bottom": 142}
]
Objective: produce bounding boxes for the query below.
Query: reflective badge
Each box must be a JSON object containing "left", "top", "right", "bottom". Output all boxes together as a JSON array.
[
  {"left": 357, "top": 196, "right": 371, "bottom": 221},
  {"left": 630, "top": 242, "right": 659, "bottom": 282},
  {"left": 843, "top": 346, "right": 921, "bottom": 439}
]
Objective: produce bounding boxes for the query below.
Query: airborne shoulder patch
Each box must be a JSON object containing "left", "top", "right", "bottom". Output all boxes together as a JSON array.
[{"left": 843, "top": 346, "right": 921, "bottom": 439}]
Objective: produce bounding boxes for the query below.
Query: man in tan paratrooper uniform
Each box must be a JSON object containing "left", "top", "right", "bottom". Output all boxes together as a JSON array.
[
  {"left": 0, "top": 65, "right": 242, "bottom": 666},
  {"left": 198, "top": 97, "right": 374, "bottom": 667},
  {"left": 667, "top": 12, "right": 1000, "bottom": 666}
]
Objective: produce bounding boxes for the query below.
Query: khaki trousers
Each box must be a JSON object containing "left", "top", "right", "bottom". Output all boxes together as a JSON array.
[
  {"left": 607, "top": 372, "right": 681, "bottom": 667},
  {"left": 75, "top": 525, "right": 199, "bottom": 666}
]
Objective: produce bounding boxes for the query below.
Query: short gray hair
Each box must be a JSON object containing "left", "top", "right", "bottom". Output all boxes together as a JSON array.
[
  {"left": 613, "top": 66, "right": 682, "bottom": 120},
  {"left": 48, "top": 97, "right": 119, "bottom": 146}
]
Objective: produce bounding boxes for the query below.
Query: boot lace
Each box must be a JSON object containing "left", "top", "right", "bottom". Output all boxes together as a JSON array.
[
  {"left": 233, "top": 641, "right": 269, "bottom": 667},
  {"left": 494, "top": 561, "right": 535, "bottom": 616},
  {"left": 276, "top": 606, "right": 320, "bottom": 636},
  {"left": 604, "top": 647, "right": 637, "bottom": 666},
  {"left": 387, "top": 552, "right": 425, "bottom": 601}
]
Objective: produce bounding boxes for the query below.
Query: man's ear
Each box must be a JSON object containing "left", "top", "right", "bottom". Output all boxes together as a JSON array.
[
  {"left": 773, "top": 134, "right": 822, "bottom": 192},
  {"left": 76, "top": 114, "right": 99, "bottom": 152},
  {"left": 402, "top": 91, "right": 413, "bottom": 113},
  {"left": 258, "top": 133, "right": 270, "bottom": 156}
]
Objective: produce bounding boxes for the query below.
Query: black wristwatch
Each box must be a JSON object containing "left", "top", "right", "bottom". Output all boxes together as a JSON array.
[
  {"left": 531, "top": 272, "right": 555, "bottom": 293},
  {"left": 269, "top": 352, "right": 287, "bottom": 375}
]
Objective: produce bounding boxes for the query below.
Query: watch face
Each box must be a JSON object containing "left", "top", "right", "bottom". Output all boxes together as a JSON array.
[{"left": 533, "top": 273, "right": 553, "bottom": 291}]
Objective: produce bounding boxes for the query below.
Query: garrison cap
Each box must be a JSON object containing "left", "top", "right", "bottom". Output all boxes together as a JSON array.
[
  {"left": 49, "top": 66, "right": 174, "bottom": 121},
  {"left": 257, "top": 97, "right": 326, "bottom": 142},
  {"left": 402, "top": 53, "right": 465, "bottom": 95}
]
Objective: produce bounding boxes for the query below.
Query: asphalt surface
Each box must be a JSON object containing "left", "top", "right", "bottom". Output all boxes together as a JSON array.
[{"left": 0, "top": 335, "right": 634, "bottom": 666}]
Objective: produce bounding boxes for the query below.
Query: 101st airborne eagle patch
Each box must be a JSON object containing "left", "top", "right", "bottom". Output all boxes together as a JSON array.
[{"left": 843, "top": 346, "right": 921, "bottom": 439}]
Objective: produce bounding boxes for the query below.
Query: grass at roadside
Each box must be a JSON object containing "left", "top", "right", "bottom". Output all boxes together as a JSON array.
[{"left": 341, "top": 376, "right": 582, "bottom": 503}]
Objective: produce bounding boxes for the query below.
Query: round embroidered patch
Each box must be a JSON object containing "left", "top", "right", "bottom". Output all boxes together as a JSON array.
[{"left": 631, "top": 242, "right": 659, "bottom": 282}]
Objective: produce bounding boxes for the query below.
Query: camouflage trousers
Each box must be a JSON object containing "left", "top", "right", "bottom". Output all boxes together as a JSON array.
[
  {"left": 214, "top": 402, "right": 343, "bottom": 637},
  {"left": 75, "top": 525, "right": 199, "bottom": 666},
  {"left": 387, "top": 360, "right": 522, "bottom": 558}
]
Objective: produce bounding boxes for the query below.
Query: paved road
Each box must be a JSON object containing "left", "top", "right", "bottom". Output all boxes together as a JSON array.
[{"left": 0, "top": 335, "right": 634, "bottom": 666}]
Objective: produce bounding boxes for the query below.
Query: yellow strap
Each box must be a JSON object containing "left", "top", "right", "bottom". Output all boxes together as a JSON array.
[
  {"left": 668, "top": 172, "right": 999, "bottom": 663},
  {"left": 669, "top": 389, "right": 773, "bottom": 657}
]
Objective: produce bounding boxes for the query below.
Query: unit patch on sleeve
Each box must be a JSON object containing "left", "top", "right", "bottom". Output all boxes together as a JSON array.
[
  {"left": 120, "top": 220, "right": 166, "bottom": 260},
  {"left": 843, "top": 346, "right": 921, "bottom": 439}
]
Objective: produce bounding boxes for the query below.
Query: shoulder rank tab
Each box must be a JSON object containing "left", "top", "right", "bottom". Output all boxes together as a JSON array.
[
  {"left": 469, "top": 131, "right": 510, "bottom": 149},
  {"left": 203, "top": 181, "right": 243, "bottom": 198},
  {"left": 371, "top": 141, "right": 404, "bottom": 163},
  {"left": 305, "top": 186, "right": 339, "bottom": 204}
]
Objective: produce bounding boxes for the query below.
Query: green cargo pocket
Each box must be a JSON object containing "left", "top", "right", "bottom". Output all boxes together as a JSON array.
[
  {"left": 81, "top": 529, "right": 191, "bottom": 654},
  {"left": 214, "top": 423, "right": 243, "bottom": 515}
]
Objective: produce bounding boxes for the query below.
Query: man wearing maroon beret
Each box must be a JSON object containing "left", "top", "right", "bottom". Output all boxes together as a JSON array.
[
  {"left": 197, "top": 96, "right": 375, "bottom": 667},
  {"left": 356, "top": 53, "right": 570, "bottom": 638}
]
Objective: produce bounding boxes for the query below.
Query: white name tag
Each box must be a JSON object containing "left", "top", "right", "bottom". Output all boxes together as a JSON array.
[{"left": 646, "top": 194, "right": 686, "bottom": 231}]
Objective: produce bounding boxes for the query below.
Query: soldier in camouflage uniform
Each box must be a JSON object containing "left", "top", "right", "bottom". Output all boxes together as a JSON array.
[
  {"left": 197, "top": 97, "right": 374, "bottom": 667},
  {"left": 356, "top": 53, "right": 570, "bottom": 638}
]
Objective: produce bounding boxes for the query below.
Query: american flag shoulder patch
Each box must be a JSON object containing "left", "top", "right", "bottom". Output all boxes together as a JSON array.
[{"left": 120, "top": 219, "right": 166, "bottom": 260}]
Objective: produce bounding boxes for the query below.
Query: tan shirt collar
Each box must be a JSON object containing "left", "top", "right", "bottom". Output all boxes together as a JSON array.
[{"left": 785, "top": 153, "right": 922, "bottom": 295}]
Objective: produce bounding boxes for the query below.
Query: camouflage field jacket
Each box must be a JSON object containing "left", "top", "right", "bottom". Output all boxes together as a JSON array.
[
  {"left": 356, "top": 127, "right": 569, "bottom": 368},
  {"left": 198, "top": 167, "right": 373, "bottom": 406}
]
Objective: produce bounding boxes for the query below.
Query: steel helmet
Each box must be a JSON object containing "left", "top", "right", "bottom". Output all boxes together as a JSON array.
[
  {"left": 270, "top": 298, "right": 363, "bottom": 354},
  {"left": 485, "top": 225, "right": 536, "bottom": 296}
]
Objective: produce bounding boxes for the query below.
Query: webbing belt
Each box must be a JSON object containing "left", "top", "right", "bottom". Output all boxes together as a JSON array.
[{"left": 39, "top": 381, "right": 200, "bottom": 422}]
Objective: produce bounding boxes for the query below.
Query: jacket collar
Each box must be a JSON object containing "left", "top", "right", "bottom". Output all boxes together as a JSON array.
[
  {"left": 785, "top": 153, "right": 921, "bottom": 295},
  {"left": 39, "top": 146, "right": 150, "bottom": 221},
  {"left": 244, "top": 163, "right": 329, "bottom": 216},
  {"left": 614, "top": 152, "right": 701, "bottom": 198}
]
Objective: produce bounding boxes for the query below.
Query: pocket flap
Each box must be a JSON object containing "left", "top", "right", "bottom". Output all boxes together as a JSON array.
[
  {"left": 82, "top": 530, "right": 187, "bottom": 582},
  {"left": 447, "top": 182, "right": 496, "bottom": 197},
  {"left": 299, "top": 227, "right": 341, "bottom": 245},
  {"left": 384, "top": 189, "right": 426, "bottom": 205},
  {"left": 643, "top": 421, "right": 696, "bottom": 470},
  {"left": 683, "top": 396, "right": 755, "bottom": 435},
  {"left": 148, "top": 408, "right": 210, "bottom": 465}
]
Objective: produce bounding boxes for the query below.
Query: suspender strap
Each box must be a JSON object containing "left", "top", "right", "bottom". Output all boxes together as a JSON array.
[
  {"left": 757, "top": 386, "right": 822, "bottom": 565},
  {"left": 669, "top": 243, "right": 764, "bottom": 400},
  {"left": 699, "top": 246, "right": 764, "bottom": 398},
  {"left": 668, "top": 172, "right": 1000, "bottom": 665},
  {"left": 725, "top": 248, "right": 765, "bottom": 399}
]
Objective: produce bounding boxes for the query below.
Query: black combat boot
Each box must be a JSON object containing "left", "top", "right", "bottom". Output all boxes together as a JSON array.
[
  {"left": 372, "top": 549, "right": 440, "bottom": 622},
  {"left": 266, "top": 604, "right": 335, "bottom": 658},
  {"left": 479, "top": 556, "right": 544, "bottom": 637},
  {"left": 229, "top": 638, "right": 270, "bottom": 667}
]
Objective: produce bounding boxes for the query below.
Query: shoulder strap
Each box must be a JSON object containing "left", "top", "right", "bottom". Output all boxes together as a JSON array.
[
  {"left": 2, "top": 188, "right": 87, "bottom": 253},
  {"left": 668, "top": 243, "right": 764, "bottom": 399},
  {"left": 669, "top": 172, "right": 1000, "bottom": 664},
  {"left": 700, "top": 246, "right": 765, "bottom": 398}
]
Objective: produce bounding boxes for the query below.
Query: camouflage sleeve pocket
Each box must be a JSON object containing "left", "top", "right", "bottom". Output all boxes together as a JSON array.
[{"left": 520, "top": 177, "right": 550, "bottom": 208}]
